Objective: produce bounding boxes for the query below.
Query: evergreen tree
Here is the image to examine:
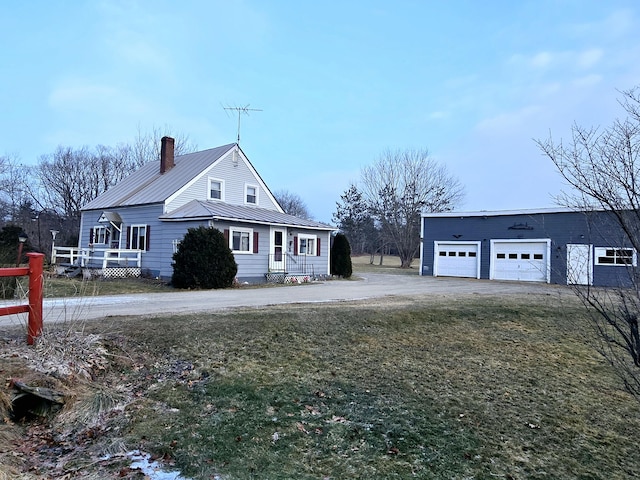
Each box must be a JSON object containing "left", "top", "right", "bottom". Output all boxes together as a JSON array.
[
  {"left": 172, "top": 226, "right": 238, "bottom": 289},
  {"left": 330, "top": 233, "right": 353, "bottom": 278}
]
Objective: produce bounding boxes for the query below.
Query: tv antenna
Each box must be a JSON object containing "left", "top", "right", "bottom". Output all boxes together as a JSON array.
[{"left": 223, "top": 104, "right": 262, "bottom": 144}]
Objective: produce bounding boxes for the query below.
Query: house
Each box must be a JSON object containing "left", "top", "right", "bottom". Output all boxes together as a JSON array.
[
  {"left": 420, "top": 208, "right": 638, "bottom": 287},
  {"left": 55, "top": 137, "right": 333, "bottom": 283}
]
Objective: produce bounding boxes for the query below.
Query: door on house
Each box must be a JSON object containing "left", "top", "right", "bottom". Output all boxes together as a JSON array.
[
  {"left": 567, "top": 244, "right": 593, "bottom": 285},
  {"left": 270, "top": 228, "right": 286, "bottom": 272}
]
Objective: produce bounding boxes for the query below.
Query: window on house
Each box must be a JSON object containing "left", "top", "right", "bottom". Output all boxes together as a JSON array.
[
  {"left": 209, "top": 178, "right": 223, "bottom": 200},
  {"left": 172, "top": 239, "right": 181, "bottom": 254},
  {"left": 128, "top": 225, "right": 147, "bottom": 250},
  {"left": 92, "top": 226, "right": 108, "bottom": 245},
  {"left": 595, "top": 247, "right": 636, "bottom": 266},
  {"left": 246, "top": 185, "right": 257, "bottom": 204},
  {"left": 91, "top": 225, "right": 122, "bottom": 247},
  {"left": 230, "top": 228, "right": 253, "bottom": 253},
  {"left": 298, "top": 234, "right": 317, "bottom": 256}
]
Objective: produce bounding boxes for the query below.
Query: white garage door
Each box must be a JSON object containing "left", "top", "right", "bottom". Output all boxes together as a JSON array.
[
  {"left": 434, "top": 242, "right": 480, "bottom": 278},
  {"left": 491, "top": 240, "right": 550, "bottom": 282}
]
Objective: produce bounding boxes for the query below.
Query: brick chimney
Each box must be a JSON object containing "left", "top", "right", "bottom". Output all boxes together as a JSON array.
[{"left": 160, "top": 136, "right": 175, "bottom": 174}]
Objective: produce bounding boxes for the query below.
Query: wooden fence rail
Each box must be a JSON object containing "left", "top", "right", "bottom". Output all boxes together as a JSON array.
[{"left": 0, "top": 253, "right": 44, "bottom": 345}]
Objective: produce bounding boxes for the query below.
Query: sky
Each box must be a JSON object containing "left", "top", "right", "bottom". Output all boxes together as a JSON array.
[{"left": 2, "top": 0, "right": 640, "bottom": 223}]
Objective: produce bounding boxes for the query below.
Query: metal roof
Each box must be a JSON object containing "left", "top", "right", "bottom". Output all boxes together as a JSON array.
[
  {"left": 160, "top": 200, "right": 334, "bottom": 230},
  {"left": 82, "top": 144, "right": 236, "bottom": 211},
  {"left": 422, "top": 207, "right": 585, "bottom": 218}
]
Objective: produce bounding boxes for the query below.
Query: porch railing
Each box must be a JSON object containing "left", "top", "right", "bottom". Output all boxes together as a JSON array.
[
  {"left": 53, "top": 247, "right": 142, "bottom": 269},
  {"left": 51, "top": 246, "right": 81, "bottom": 265},
  {"left": 268, "top": 253, "right": 314, "bottom": 275}
]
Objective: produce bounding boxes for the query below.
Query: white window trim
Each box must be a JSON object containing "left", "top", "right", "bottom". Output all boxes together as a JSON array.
[
  {"left": 129, "top": 224, "right": 147, "bottom": 250},
  {"left": 208, "top": 177, "right": 225, "bottom": 201},
  {"left": 298, "top": 233, "right": 317, "bottom": 256},
  {"left": 245, "top": 183, "right": 259, "bottom": 205},
  {"left": 594, "top": 246, "right": 637, "bottom": 266},
  {"left": 92, "top": 226, "right": 107, "bottom": 245},
  {"left": 230, "top": 227, "right": 254, "bottom": 254}
]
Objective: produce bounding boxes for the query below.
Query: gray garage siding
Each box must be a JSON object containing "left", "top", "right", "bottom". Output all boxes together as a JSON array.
[{"left": 422, "top": 210, "right": 636, "bottom": 287}]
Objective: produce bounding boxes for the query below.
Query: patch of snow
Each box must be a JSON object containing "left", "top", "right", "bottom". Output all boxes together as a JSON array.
[{"left": 127, "top": 450, "right": 191, "bottom": 480}]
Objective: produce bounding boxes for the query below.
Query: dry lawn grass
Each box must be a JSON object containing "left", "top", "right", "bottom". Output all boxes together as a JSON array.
[{"left": 1, "top": 293, "right": 639, "bottom": 479}]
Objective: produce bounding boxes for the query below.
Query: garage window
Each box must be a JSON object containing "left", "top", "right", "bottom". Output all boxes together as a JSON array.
[
  {"left": 521, "top": 253, "right": 530, "bottom": 259},
  {"left": 534, "top": 253, "right": 543, "bottom": 260},
  {"left": 497, "top": 253, "right": 506, "bottom": 259},
  {"left": 595, "top": 247, "right": 636, "bottom": 266},
  {"left": 509, "top": 253, "right": 517, "bottom": 259},
  {"left": 469, "top": 251, "right": 477, "bottom": 257}
]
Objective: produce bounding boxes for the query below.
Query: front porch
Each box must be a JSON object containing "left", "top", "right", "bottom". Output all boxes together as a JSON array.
[{"left": 52, "top": 247, "right": 143, "bottom": 279}]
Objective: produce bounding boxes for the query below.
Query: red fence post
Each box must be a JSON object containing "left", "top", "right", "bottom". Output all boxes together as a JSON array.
[{"left": 26, "top": 253, "right": 44, "bottom": 345}]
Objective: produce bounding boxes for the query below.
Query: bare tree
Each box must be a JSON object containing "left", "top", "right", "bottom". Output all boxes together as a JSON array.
[
  {"left": 273, "top": 189, "right": 313, "bottom": 219},
  {"left": 360, "top": 148, "right": 464, "bottom": 268},
  {"left": 0, "top": 154, "right": 31, "bottom": 224},
  {"left": 536, "top": 87, "right": 640, "bottom": 397},
  {"left": 130, "top": 125, "right": 197, "bottom": 168}
]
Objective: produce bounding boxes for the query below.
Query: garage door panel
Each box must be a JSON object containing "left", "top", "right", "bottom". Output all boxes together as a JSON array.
[
  {"left": 435, "top": 242, "right": 479, "bottom": 278},
  {"left": 491, "top": 240, "right": 549, "bottom": 282}
]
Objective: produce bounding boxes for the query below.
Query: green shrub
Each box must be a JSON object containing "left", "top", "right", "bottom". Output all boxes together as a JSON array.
[
  {"left": 172, "top": 227, "right": 238, "bottom": 289},
  {"left": 331, "top": 232, "right": 353, "bottom": 278}
]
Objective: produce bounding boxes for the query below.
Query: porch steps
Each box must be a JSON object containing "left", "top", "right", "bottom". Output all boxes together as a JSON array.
[{"left": 56, "top": 264, "right": 82, "bottom": 278}]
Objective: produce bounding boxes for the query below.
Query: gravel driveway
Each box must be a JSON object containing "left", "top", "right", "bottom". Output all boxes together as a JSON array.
[{"left": 0, "top": 273, "right": 571, "bottom": 327}]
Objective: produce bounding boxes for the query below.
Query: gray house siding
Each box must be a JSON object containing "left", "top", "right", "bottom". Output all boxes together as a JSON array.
[
  {"left": 81, "top": 204, "right": 166, "bottom": 277},
  {"left": 166, "top": 149, "right": 280, "bottom": 214},
  {"left": 287, "top": 228, "right": 331, "bottom": 278},
  {"left": 421, "top": 210, "right": 637, "bottom": 287}
]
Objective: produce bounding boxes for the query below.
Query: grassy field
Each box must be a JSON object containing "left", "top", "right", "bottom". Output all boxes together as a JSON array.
[
  {"left": 2, "top": 293, "right": 639, "bottom": 479},
  {"left": 350, "top": 254, "right": 419, "bottom": 275}
]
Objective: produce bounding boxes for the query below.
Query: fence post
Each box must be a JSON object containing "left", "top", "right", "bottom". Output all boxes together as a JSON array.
[{"left": 26, "top": 253, "right": 44, "bottom": 345}]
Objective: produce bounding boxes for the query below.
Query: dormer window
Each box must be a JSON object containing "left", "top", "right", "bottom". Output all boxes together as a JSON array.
[
  {"left": 246, "top": 185, "right": 258, "bottom": 205},
  {"left": 208, "top": 178, "right": 224, "bottom": 201}
]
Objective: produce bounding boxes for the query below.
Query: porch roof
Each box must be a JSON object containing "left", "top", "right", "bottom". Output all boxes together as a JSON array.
[{"left": 159, "top": 200, "right": 334, "bottom": 231}]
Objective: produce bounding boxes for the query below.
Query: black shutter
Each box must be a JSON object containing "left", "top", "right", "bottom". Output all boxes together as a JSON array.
[{"left": 145, "top": 225, "right": 151, "bottom": 251}]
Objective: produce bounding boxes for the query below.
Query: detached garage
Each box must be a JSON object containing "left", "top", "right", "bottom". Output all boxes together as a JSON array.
[{"left": 420, "top": 208, "right": 638, "bottom": 287}]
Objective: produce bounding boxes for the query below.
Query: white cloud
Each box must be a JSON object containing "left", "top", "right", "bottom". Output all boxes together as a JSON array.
[
  {"left": 530, "top": 51, "right": 553, "bottom": 69},
  {"left": 475, "top": 105, "right": 542, "bottom": 135},
  {"left": 48, "top": 78, "right": 150, "bottom": 116},
  {"left": 577, "top": 48, "right": 603, "bottom": 69},
  {"left": 572, "top": 74, "right": 602, "bottom": 88},
  {"left": 428, "top": 111, "right": 449, "bottom": 120}
]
